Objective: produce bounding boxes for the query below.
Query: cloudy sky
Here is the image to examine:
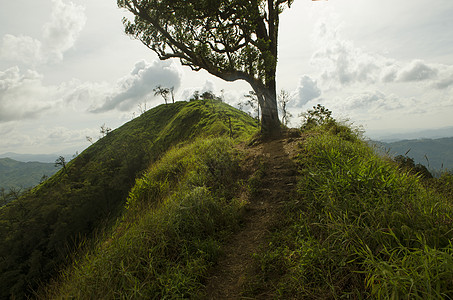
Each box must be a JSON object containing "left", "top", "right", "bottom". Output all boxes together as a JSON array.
[{"left": 1, "top": 0, "right": 453, "bottom": 155}]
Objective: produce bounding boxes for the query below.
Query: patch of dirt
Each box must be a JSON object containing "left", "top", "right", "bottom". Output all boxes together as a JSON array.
[{"left": 202, "top": 131, "right": 305, "bottom": 299}]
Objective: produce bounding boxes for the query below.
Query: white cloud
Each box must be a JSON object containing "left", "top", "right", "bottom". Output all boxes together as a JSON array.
[
  {"left": 337, "top": 91, "right": 404, "bottom": 112},
  {"left": 91, "top": 60, "right": 182, "bottom": 113},
  {"left": 0, "top": 122, "right": 98, "bottom": 154},
  {"left": 431, "top": 65, "right": 453, "bottom": 89},
  {"left": 0, "top": 59, "right": 183, "bottom": 122},
  {"left": 310, "top": 18, "right": 448, "bottom": 89},
  {"left": 311, "top": 19, "right": 390, "bottom": 87},
  {"left": 201, "top": 80, "right": 216, "bottom": 94},
  {"left": 63, "top": 80, "right": 111, "bottom": 110},
  {"left": 0, "top": 0, "right": 86, "bottom": 65},
  {"left": 396, "top": 60, "right": 438, "bottom": 82},
  {"left": 435, "top": 77, "right": 453, "bottom": 89},
  {"left": 293, "top": 75, "right": 321, "bottom": 107},
  {"left": 0, "top": 34, "right": 42, "bottom": 65},
  {"left": 42, "top": 0, "right": 87, "bottom": 63},
  {"left": 0, "top": 67, "right": 54, "bottom": 122}
]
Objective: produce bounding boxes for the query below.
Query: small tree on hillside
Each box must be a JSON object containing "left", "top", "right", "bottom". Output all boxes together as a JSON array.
[
  {"left": 170, "top": 86, "right": 175, "bottom": 103},
  {"left": 138, "top": 100, "right": 148, "bottom": 114},
  {"left": 240, "top": 90, "right": 260, "bottom": 120},
  {"left": 100, "top": 123, "right": 112, "bottom": 137},
  {"left": 278, "top": 89, "right": 293, "bottom": 126},
  {"left": 153, "top": 85, "right": 170, "bottom": 105},
  {"left": 55, "top": 156, "right": 66, "bottom": 170},
  {"left": 300, "top": 104, "right": 333, "bottom": 130},
  {"left": 189, "top": 91, "right": 200, "bottom": 101}
]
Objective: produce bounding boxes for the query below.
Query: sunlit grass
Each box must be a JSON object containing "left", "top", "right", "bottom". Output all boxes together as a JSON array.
[
  {"left": 44, "top": 137, "right": 246, "bottom": 299},
  {"left": 252, "top": 120, "right": 453, "bottom": 299}
]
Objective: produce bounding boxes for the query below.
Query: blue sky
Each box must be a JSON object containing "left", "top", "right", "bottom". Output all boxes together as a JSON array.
[{"left": 1, "top": 0, "right": 453, "bottom": 154}]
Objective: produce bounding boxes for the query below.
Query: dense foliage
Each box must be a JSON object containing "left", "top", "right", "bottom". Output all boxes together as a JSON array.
[{"left": 0, "top": 100, "right": 258, "bottom": 299}]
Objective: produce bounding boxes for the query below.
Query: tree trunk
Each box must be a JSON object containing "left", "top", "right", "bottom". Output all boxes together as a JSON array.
[{"left": 256, "top": 87, "right": 280, "bottom": 136}]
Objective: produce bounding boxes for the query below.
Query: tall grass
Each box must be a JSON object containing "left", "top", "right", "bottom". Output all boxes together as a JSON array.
[
  {"left": 44, "top": 138, "right": 246, "bottom": 299},
  {"left": 253, "top": 122, "right": 453, "bottom": 299}
]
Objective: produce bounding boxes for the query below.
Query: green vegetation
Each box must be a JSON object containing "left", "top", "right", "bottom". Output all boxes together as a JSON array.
[
  {"left": 45, "top": 138, "right": 245, "bottom": 299},
  {"left": 0, "top": 100, "right": 258, "bottom": 300},
  {"left": 3, "top": 99, "right": 453, "bottom": 299},
  {"left": 249, "top": 108, "right": 453, "bottom": 298}
]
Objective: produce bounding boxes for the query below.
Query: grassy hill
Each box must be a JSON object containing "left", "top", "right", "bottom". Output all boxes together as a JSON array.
[
  {"left": 44, "top": 109, "right": 453, "bottom": 299},
  {"left": 0, "top": 100, "right": 258, "bottom": 299},
  {"left": 0, "top": 158, "right": 57, "bottom": 190},
  {"left": 2, "top": 100, "right": 453, "bottom": 299}
]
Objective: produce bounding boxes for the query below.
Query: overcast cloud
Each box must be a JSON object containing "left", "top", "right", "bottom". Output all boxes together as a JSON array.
[
  {"left": 0, "top": 0, "right": 453, "bottom": 154},
  {"left": 292, "top": 10, "right": 453, "bottom": 133},
  {"left": 91, "top": 60, "right": 182, "bottom": 113},
  {"left": 0, "top": 0, "right": 86, "bottom": 66},
  {"left": 293, "top": 75, "right": 321, "bottom": 107},
  {"left": 0, "top": 67, "right": 54, "bottom": 122}
]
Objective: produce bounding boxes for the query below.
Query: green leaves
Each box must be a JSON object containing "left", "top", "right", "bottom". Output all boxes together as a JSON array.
[{"left": 120, "top": 1, "right": 282, "bottom": 85}]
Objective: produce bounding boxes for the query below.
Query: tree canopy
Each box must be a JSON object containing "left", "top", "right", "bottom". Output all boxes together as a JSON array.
[{"left": 118, "top": 0, "right": 293, "bottom": 134}]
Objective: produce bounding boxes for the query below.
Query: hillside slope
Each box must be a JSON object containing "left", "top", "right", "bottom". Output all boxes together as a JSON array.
[
  {"left": 0, "top": 158, "right": 57, "bottom": 190},
  {"left": 0, "top": 100, "right": 258, "bottom": 300}
]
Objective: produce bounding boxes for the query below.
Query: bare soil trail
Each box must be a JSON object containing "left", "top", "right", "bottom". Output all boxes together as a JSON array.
[{"left": 203, "top": 131, "right": 304, "bottom": 299}]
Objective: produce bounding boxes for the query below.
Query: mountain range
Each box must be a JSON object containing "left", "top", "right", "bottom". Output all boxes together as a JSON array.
[
  {"left": 0, "top": 153, "right": 72, "bottom": 164},
  {"left": 373, "top": 136, "right": 453, "bottom": 171},
  {"left": 0, "top": 158, "right": 57, "bottom": 190}
]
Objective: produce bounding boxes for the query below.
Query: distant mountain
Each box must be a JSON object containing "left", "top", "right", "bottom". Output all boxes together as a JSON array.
[
  {"left": 373, "top": 136, "right": 453, "bottom": 171},
  {"left": 0, "top": 158, "right": 58, "bottom": 189},
  {"left": 0, "top": 152, "right": 72, "bottom": 164},
  {"left": 367, "top": 126, "right": 453, "bottom": 142}
]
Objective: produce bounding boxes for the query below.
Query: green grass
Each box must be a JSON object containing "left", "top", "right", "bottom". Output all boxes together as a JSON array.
[
  {"left": 251, "top": 121, "right": 453, "bottom": 299},
  {"left": 44, "top": 137, "right": 247, "bottom": 299}
]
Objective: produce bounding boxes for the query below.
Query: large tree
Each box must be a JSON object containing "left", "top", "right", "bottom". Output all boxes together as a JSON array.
[{"left": 118, "top": 0, "right": 293, "bottom": 135}]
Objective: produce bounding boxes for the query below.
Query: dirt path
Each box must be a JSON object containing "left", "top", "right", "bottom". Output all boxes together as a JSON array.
[{"left": 203, "top": 132, "right": 304, "bottom": 299}]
